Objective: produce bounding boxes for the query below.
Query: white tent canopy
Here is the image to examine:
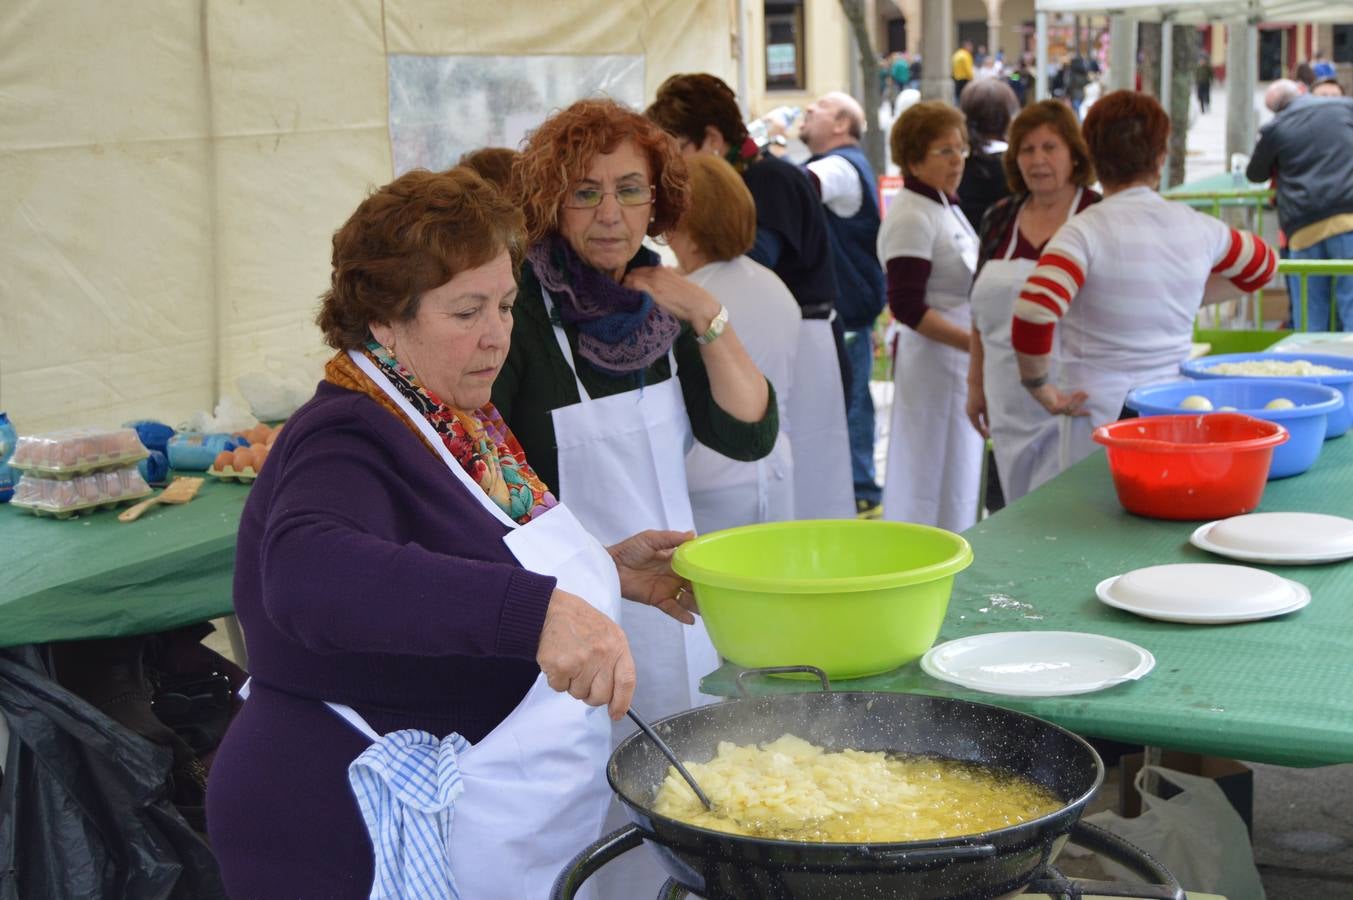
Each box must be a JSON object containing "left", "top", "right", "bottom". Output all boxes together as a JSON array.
[
  {"left": 1036, "top": 0, "right": 1350, "bottom": 24},
  {"left": 1, "top": 1, "right": 739, "bottom": 435}
]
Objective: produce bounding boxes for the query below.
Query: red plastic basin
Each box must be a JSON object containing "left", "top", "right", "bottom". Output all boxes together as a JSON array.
[{"left": 1092, "top": 413, "right": 1288, "bottom": 520}]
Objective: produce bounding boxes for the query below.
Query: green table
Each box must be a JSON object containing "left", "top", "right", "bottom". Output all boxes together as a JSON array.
[
  {"left": 0, "top": 476, "right": 247, "bottom": 647},
  {"left": 703, "top": 438, "right": 1353, "bottom": 769}
]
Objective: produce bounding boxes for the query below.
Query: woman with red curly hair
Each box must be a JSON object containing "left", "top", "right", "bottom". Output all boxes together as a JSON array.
[
  {"left": 207, "top": 167, "right": 704, "bottom": 898},
  {"left": 1012, "top": 91, "right": 1277, "bottom": 475},
  {"left": 495, "top": 97, "right": 775, "bottom": 897}
]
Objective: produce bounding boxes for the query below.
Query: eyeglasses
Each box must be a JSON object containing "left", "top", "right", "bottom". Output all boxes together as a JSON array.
[
  {"left": 562, "top": 185, "right": 656, "bottom": 209},
  {"left": 928, "top": 146, "right": 971, "bottom": 160}
]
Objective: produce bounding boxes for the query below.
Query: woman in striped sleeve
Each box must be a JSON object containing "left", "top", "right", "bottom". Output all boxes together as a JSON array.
[{"left": 1012, "top": 90, "right": 1277, "bottom": 474}]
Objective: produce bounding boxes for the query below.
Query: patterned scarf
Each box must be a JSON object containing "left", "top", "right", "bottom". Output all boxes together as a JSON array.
[
  {"left": 331, "top": 344, "right": 557, "bottom": 525},
  {"left": 527, "top": 235, "right": 680, "bottom": 376}
]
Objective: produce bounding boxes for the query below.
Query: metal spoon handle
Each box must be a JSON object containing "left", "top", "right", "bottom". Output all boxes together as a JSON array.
[{"left": 626, "top": 708, "right": 714, "bottom": 811}]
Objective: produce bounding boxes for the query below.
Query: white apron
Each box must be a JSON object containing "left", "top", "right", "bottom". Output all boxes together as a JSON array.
[
  {"left": 969, "top": 191, "right": 1081, "bottom": 502},
  {"left": 331, "top": 349, "right": 617, "bottom": 900},
  {"left": 882, "top": 194, "right": 984, "bottom": 532},
  {"left": 686, "top": 432, "right": 794, "bottom": 535},
  {"left": 785, "top": 316, "right": 856, "bottom": 519},
  {"left": 544, "top": 299, "right": 721, "bottom": 899}
]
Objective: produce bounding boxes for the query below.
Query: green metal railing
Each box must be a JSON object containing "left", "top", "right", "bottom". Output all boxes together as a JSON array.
[
  {"left": 1167, "top": 186, "right": 1274, "bottom": 235},
  {"left": 1169, "top": 188, "right": 1350, "bottom": 337},
  {"left": 1281, "top": 259, "right": 1353, "bottom": 332},
  {"left": 1194, "top": 260, "right": 1353, "bottom": 353}
]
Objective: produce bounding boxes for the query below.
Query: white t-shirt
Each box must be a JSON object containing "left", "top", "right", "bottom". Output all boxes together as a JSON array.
[
  {"left": 1037, "top": 186, "right": 1234, "bottom": 373},
  {"left": 684, "top": 257, "right": 800, "bottom": 492},
  {"left": 876, "top": 185, "right": 977, "bottom": 309},
  {"left": 805, "top": 154, "right": 863, "bottom": 218}
]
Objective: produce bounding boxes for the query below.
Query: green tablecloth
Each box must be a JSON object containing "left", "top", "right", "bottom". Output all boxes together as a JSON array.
[
  {"left": 0, "top": 476, "right": 247, "bottom": 646},
  {"left": 702, "top": 439, "right": 1353, "bottom": 768}
]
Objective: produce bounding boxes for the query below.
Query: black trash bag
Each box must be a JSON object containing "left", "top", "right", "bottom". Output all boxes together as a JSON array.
[{"left": 0, "top": 648, "right": 226, "bottom": 900}]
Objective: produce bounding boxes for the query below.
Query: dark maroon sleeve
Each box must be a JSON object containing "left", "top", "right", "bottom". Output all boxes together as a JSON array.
[{"left": 886, "top": 256, "right": 933, "bottom": 329}]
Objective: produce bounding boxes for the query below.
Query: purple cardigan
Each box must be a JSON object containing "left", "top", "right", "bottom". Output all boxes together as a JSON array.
[
  {"left": 209, "top": 381, "right": 563, "bottom": 896},
  {"left": 232, "top": 379, "right": 557, "bottom": 736}
]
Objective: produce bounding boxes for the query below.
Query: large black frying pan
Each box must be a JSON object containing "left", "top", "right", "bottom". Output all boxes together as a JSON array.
[{"left": 553, "top": 670, "right": 1183, "bottom": 900}]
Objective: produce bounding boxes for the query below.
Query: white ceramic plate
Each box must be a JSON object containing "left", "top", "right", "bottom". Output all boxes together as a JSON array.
[
  {"left": 1190, "top": 512, "right": 1353, "bottom": 565},
  {"left": 920, "top": 631, "right": 1155, "bottom": 697},
  {"left": 1096, "top": 562, "right": 1311, "bottom": 624}
]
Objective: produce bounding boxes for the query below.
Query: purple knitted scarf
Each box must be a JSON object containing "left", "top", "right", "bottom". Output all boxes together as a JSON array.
[{"left": 528, "top": 236, "right": 681, "bottom": 376}]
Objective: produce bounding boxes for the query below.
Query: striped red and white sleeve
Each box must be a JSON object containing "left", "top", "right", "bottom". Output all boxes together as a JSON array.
[
  {"left": 1011, "top": 250, "right": 1086, "bottom": 356},
  {"left": 1211, "top": 228, "right": 1278, "bottom": 293}
]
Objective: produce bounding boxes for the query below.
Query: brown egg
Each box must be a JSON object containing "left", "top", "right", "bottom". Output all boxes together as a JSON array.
[
  {"left": 250, "top": 444, "right": 268, "bottom": 471},
  {"left": 266, "top": 424, "right": 283, "bottom": 445},
  {"left": 213, "top": 450, "right": 233, "bottom": 471},
  {"left": 231, "top": 446, "right": 253, "bottom": 472}
]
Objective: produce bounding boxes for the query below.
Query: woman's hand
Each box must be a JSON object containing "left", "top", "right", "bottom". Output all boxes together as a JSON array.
[
  {"left": 627, "top": 265, "right": 770, "bottom": 424},
  {"left": 537, "top": 588, "right": 636, "bottom": 720},
  {"left": 609, "top": 530, "right": 698, "bottom": 624},
  {"left": 966, "top": 330, "right": 990, "bottom": 438},
  {"left": 623, "top": 266, "right": 721, "bottom": 332},
  {"left": 966, "top": 384, "right": 990, "bottom": 437},
  {"left": 1030, "top": 383, "right": 1090, "bottom": 417}
]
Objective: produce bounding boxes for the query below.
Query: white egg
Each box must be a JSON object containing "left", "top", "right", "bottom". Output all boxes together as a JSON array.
[
  {"left": 1217, "top": 405, "right": 1238, "bottom": 411},
  {"left": 1179, "top": 395, "right": 1214, "bottom": 411},
  {"left": 1264, "top": 397, "right": 1296, "bottom": 410}
]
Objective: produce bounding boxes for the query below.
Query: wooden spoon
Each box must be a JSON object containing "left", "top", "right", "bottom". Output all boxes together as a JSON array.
[{"left": 118, "top": 476, "right": 204, "bottom": 522}]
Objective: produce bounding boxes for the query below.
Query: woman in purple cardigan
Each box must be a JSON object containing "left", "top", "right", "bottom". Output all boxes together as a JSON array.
[{"left": 205, "top": 167, "right": 700, "bottom": 899}]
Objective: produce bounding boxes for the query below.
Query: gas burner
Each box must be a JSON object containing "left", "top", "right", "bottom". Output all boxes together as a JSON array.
[{"left": 558, "top": 821, "right": 1185, "bottom": 900}]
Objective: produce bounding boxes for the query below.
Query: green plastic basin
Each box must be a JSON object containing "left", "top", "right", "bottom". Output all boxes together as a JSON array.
[{"left": 672, "top": 520, "right": 973, "bottom": 679}]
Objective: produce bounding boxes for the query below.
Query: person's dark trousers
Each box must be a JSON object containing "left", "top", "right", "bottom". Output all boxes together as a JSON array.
[
  {"left": 844, "top": 326, "right": 881, "bottom": 506},
  {"left": 1197, "top": 82, "right": 1210, "bottom": 113},
  {"left": 954, "top": 78, "right": 970, "bottom": 104}
]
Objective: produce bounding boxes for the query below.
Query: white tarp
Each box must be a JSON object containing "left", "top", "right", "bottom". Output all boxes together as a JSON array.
[
  {"left": 1036, "top": 0, "right": 1351, "bottom": 23},
  {"left": 0, "top": 0, "right": 735, "bottom": 434}
]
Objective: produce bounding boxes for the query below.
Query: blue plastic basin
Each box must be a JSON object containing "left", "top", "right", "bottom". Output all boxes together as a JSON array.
[
  {"left": 1180, "top": 351, "right": 1353, "bottom": 438},
  {"left": 1127, "top": 378, "right": 1343, "bottom": 478}
]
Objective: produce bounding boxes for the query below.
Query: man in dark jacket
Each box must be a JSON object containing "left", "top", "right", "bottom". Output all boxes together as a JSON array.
[
  {"left": 799, "top": 91, "right": 887, "bottom": 516},
  {"left": 1247, "top": 80, "right": 1353, "bottom": 330}
]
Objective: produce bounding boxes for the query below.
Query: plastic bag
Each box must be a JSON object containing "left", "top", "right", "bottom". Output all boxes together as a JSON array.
[
  {"left": 182, "top": 394, "right": 257, "bottom": 435},
  {"left": 1085, "top": 763, "right": 1266, "bottom": 900},
  {"left": 0, "top": 649, "right": 226, "bottom": 900},
  {"left": 236, "top": 371, "right": 312, "bottom": 423}
]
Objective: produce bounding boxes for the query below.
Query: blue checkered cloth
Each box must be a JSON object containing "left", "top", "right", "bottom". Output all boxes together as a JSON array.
[{"left": 347, "top": 729, "right": 471, "bottom": 900}]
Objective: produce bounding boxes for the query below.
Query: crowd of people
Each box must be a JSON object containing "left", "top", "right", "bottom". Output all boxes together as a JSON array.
[{"left": 204, "top": 62, "right": 1306, "bottom": 897}]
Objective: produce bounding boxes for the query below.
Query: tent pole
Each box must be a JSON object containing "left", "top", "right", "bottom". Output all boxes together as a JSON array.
[
  {"left": 1036, "top": 10, "right": 1050, "bottom": 100},
  {"left": 1161, "top": 15, "right": 1174, "bottom": 187},
  {"left": 1109, "top": 13, "right": 1137, "bottom": 92},
  {"left": 1225, "top": 14, "right": 1257, "bottom": 167}
]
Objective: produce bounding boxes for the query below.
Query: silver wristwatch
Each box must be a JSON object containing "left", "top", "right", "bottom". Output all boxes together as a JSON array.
[{"left": 696, "top": 305, "right": 729, "bottom": 345}]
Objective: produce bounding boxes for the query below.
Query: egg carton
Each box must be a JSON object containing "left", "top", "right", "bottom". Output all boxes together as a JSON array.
[
  {"left": 9, "top": 427, "right": 148, "bottom": 478},
  {"left": 12, "top": 467, "right": 152, "bottom": 519},
  {"left": 206, "top": 465, "right": 257, "bottom": 484}
]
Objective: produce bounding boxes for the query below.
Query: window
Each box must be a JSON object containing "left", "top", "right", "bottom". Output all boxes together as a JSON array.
[
  {"left": 765, "top": 1, "right": 805, "bottom": 91},
  {"left": 1335, "top": 24, "right": 1352, "bottom": 64}
]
